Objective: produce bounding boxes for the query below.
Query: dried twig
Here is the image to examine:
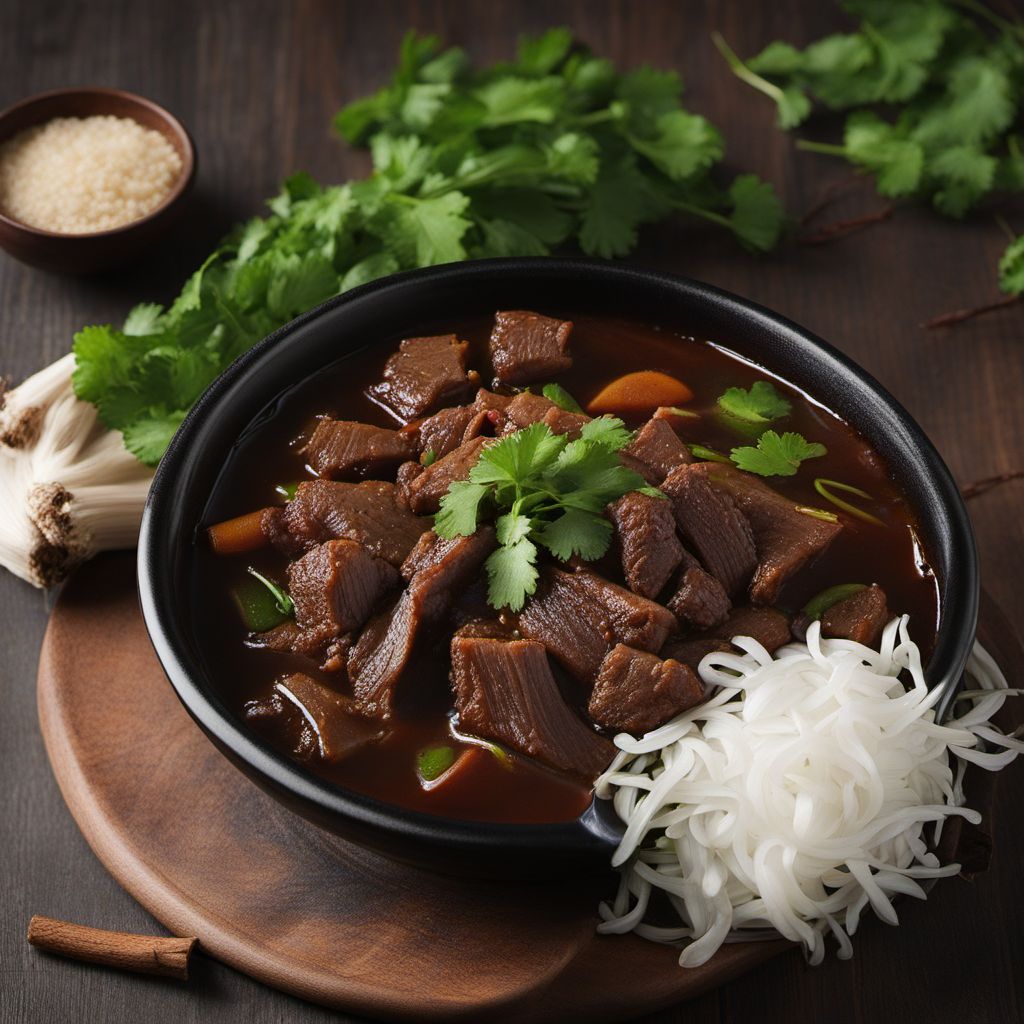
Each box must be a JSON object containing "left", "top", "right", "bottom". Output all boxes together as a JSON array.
[
  {"left": 961, "top": 470, "right": 1024, "bottom": 501},
  {"left": 798, "top": 205, "right": 894, "bottom": 245},
  {"left": 798, "top": 173, "right": 868, "bottom": 227},
  {"left": 922, "top": 293, "right": 1022, "bottom": 329}
]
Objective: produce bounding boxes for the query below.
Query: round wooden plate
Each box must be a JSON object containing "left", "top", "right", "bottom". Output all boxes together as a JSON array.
[{"left": 36, "top": 553, "right": 1019, "bottom": 1022}]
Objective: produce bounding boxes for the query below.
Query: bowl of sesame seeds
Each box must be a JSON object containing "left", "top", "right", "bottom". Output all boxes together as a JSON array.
[{"left": 0, "top": 87, "right": 195, "bottom": 273}]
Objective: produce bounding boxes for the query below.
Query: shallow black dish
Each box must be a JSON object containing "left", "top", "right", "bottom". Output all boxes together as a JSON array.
[{"left": 138, "top": 259, "right": 978, "bottom": 879}]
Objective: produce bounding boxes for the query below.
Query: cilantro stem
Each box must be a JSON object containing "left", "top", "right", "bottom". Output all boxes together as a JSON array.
[
  {"left": 671, "top": 199, "right": 731, "bottom": 231},
  {"left": 711, "top": 32, "right": 788, "bottom": 107},
  {"left": 796, "top": 140, "right": 849, "bottom": 157}
]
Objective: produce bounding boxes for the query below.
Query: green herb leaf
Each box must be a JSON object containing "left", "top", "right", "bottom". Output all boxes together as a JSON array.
[
  {"left": 541, "top": 382, "right": 584, "bottom": 414},
  {"left": 579, "top": 415, "right": 633, "bottom": 451},
  {"left": 537, "top": 508, "right": 612, "bottom": 561},
  {"left": 435, "top": 480, "right": 490, "bottom": 537},
  {"left": 803, "top": 583, "right": 868, "bottom": 621},
  {"left": 246, "top": 567, "right": 294, "bottom": 617},
  {"left": 421, "top": 448, "right": 437, "bottom": 466},
  {"left": 717, "top": 380, "right": 792, "bottom": 423},
  {"left": 72, "top": 28, "right": 784, "bottom": 466},
  {"left": 999, "top": 235, "right": 1024, "bottom": 296},
  {"left": 485, "top": 538, "right": 539, "bottom": 611},
  {"left": 730, "top": 430, "right": 827, "bottom": 477}
]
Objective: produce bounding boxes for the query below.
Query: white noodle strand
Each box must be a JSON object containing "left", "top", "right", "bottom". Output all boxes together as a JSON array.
[{"left": 596, "top": 619, "right": 1019, "bottom": 966}]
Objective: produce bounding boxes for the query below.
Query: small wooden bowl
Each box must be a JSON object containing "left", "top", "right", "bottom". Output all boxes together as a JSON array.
[{"left": 0, "top": 87, "right": 196, "bottom": 274}]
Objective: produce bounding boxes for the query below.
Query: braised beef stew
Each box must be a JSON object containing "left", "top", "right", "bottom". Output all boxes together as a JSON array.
[{"left": 194, "top": 312, "right": 939, "bottom": 824}]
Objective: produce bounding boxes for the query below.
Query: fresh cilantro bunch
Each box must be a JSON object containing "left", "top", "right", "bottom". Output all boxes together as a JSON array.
[
  {"left": 71, "top": 28, "right": 785, "bottom": 466},
  {"left": 716, "top": 0, "right": 1024, "bottom": 303},
  {"left": 434, "top": 417, "right": 659, "bottom": 611}
]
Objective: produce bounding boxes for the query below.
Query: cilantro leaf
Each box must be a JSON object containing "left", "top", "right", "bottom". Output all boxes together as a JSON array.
[
  {"left": 579, "top": 415, "right": 633, "bottom": 451},
  {"left": 435, "top": 480, "right": 489, "bottom": 537},
  {"left": 730, "top": 430, "right": 827, "bottom": 477},
  {"left": 718, "top": 380, "right": 792, "bottom": 423},
  {"left": 998, "top": 236, "right": 1024, "bottom": 296},
  {"left": 541, "top": 383, "right": 584, "bottom": 414},
  {"left": 71, "top": 27, "right": 785, "bottom": 467},
  {"left": 484, "top": 539, "right": 539, "bottom": 612},
  {"left": 537, "top": 509, "right": 612, "bottom": 561},
  {"left": 469, "top": 422, "right": 566, "bottom": 486},
  {"left": 495, "top": 512, "right": 533, "bottom": 546}
]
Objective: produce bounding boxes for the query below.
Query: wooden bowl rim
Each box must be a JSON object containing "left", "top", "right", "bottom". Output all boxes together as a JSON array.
[{"left": 0, "top": 86, "right": 196, "bottom": 240}]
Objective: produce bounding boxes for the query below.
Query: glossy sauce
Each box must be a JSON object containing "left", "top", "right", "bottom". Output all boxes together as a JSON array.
[{"left": 192, "top": 315, "right": 940, "bottom": 823}]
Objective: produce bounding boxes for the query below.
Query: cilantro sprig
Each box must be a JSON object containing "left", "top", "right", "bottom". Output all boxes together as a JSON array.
[
  {"left": 72, "top": 28, "right": 785, "bottom": 466},
  {"left": 717, "top": 380, "right": 791, "bottom": 423},
  {"left": 729, "top": 430, "right": 827, "bottom": 477},
  {"left": 435, "top": 418, "right": 658, "bottom": 611},
  {"left": 716, "top": 0, "right": 1024, "bottom": 313}
]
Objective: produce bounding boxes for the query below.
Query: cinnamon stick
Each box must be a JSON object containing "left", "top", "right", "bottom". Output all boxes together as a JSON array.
[{"left": 27, "top": 915, "right": 196, "bottom": 980}]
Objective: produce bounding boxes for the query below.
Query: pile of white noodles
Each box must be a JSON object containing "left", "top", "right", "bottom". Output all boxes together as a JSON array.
[{"left": 595, "top": 617, "right": 1023, "bottom": 967}]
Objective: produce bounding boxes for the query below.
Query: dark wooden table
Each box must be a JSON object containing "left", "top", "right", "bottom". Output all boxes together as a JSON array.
[{"left": 2, "top": 1, "right": 1022, "bottom": 1021}]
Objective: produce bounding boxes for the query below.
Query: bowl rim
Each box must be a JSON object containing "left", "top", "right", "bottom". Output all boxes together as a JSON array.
[
  {"left": 138, "top": 257, "right": 979, "bottom": 858},
  {"left": 0, "top": 86, "right": 196, "bottom": 240}
]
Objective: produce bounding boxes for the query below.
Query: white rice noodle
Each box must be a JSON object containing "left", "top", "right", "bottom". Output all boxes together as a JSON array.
[{"left": 595, "top": 616, "right": 1022, "bottom": 967}]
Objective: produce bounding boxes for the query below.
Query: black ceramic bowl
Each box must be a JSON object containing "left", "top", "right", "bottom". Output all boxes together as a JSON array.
[{"left": 138, "top": 259, "right": 978, "bottom": 879}]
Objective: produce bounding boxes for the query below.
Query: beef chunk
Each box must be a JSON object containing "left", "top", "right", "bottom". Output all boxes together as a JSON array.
[
  {"left": 623, "top": 418, "right": 692, "bottom": 484},
  {"left": 472, "top": 388, "right": 513, "bottom": 417},
  {"left": 821, "top": 584, "right": 889, "bottom": 646},
  {"left": 608, "top": 491, "right": 684, "bottom": 599},
  {"left": 543, "top": 405, "right": 590, "bottom": 438},
  {"left": 666, "top": 555, "right": 731, "bottom": 629},
  {"left": 400, "top": 526, "right": 498, "bottom": 600},
  {"left": 264, "top": 480, "right": 430, "bottom": 565},
  {"left": 660, "top": 637, "right": 731, "bottom": 673},
  {"left": 518, "top": 568, "right": 676, "bottom": 682},
  {"left": 661, "top": 463, "right": 757, "bottom": 598},
  {"left": 705, "top": 464, "right": 843, "bottom": 605},
  {"left": 301, "top": 419, "right": 415, "bottom": 480},
  {"left": 394, "top": 460, "right": 425, "bottom": 508},
  {"left": 368, "top": 334, "right": 472, "bottom": 421},
  {"left": 451, "top": 636, "right": 613, "bottom": 778},
  {"left": 350, "top": 528, "right": 497, "bottom": 718},
  {"left": 407, "top": 403, "right": 492, "bottom": 460},
  {"left": 244, "top": 674, "right": 383, "bottom": 762},
  {"left": 289, "top": 540, "right": 400, "bottom": 641},
  {"left": 500, "top": 391, "right": 560, "bottom": 433},
  {"left": 347, "top": 593, "right": 420, "bottom": 719},
  {"left": 248, "top": 620, "right": 330, "bottom": 659},
  {"left": 489, "top": 310, "right": 573, "bottom": 386},
  {"left": 711, "top": 605, "right": 792, "bottom": 653},
  {"left": 404, "top": 435, "right": 488, "bottom": 515},
  {"left": 589, "top": 644, "right": 705, "bottom": 734}
]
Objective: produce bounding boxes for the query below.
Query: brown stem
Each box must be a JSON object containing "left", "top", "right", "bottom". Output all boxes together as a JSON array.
[
  {"left": 961, "top": 470, "right": 1024, "bottom": 501},
  {"left": 27, "top": 915, "right": 197, "bottom": 981},
  {"left": 798, "top": 173, "right": 868, "bottom": 227},
  {"left": 922, "top": 293, "right": 1021, "bottom": 329},
  {"left": 798, "top": 205, "right": 894, "bottom": 245}
]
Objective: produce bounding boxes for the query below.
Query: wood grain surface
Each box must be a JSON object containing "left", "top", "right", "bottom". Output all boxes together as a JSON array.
[{"left": 1, "top": 1, "right": 1022, "bottom": 1022}]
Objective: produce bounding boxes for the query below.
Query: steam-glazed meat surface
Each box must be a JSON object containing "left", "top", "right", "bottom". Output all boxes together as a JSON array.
[
  {"left": 452, "top": 636, "right": 613, "bottom": 777},
  {"left": 623, "top": 418, "right": 692, "bottom": 484},
  {"left": 821, "top": 584, "right": 889, "bottom": 646},
  {"left": 662, "top": 463, "right": 757, "bottom": 598},
  {"left": 289, "top": 539, "right": 400, "bottom": 640},
  {"left": 518, "top": 567, "right": 676, "bottom": 681},
  {"left": 706, "top": 463, "right": 843, "bottom": 605},
  {"left": 404, "top": 436, "right": 490, "bottom": 515},
  {"left": 608, "top": 491, "right": 684, "bottom": 599},
  {"left": 589, "top": 644, "right": 704, "bottom": 734},
  {"left": 489, "top": 310, "right": 573, "bottom": 386},
  {"left": 264, "top": 479, "right": 430, "bottom": 565},
  {"left": 302, "top": 419, "right": 415, "bottom": 479},
  {"left": 369, "top": 334, "right": 473, "bottom": 420},
  {"left": 200, "top": 308, "right": 937, "bottom": 824}
]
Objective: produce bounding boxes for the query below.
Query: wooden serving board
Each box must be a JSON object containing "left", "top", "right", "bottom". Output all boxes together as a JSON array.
[{"left": 36, "top": 553, "right": 1020, "bottom": 1022}]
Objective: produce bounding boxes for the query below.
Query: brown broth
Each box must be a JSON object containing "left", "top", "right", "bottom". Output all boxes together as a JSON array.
[{"left": 191, "top": 315, "right": 940, "bottom": 824}]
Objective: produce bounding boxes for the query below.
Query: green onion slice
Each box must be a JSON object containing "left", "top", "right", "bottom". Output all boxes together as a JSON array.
[
  {"left": 813, "top": 478, "right": 885, "bottom": 526},
  {"left": 795, "top": 505, "right": 839, "bottom": 523},
  {"left": 275, "top": 482, "right": 299, "bottom": 501},
  {"left": 802, "top": 583, "right": 868, "bottom": 622},
  {"left": 232, "top": 568, "right": 295, "bottom": 632},
  {"left": 690, "top": 444, "right": 731, "bottom": 464},
  {"left": 542, "top": 382, "right": 585, "bottom": 414},
  {"left": 417, "top": 744, "right": 457, "bottom": 783}
]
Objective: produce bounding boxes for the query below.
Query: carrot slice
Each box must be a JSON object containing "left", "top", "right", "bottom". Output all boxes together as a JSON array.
[
  {"left": 207, "top": 509, "right": 271, "bottom": 555},
  {"left": 587, "top": 371, "right": 694, "bottom": 416}
]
